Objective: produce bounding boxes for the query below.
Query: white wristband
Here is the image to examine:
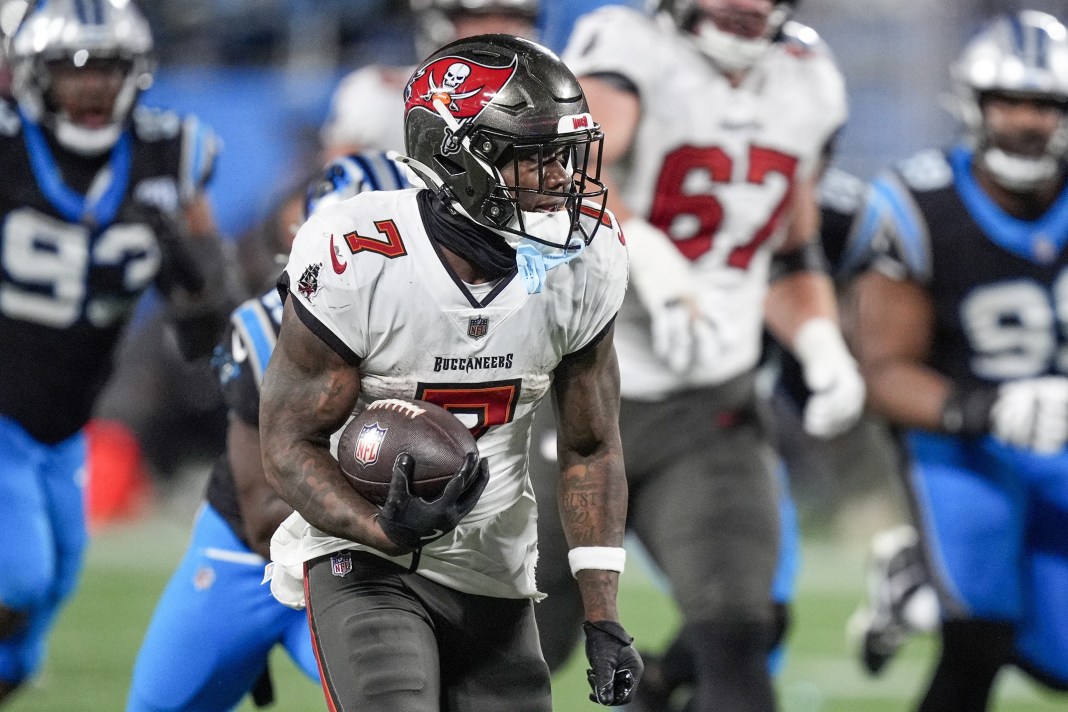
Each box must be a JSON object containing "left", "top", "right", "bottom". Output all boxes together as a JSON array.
[{"left": 568, "top": 546, "right": 626, "bottom": 577}]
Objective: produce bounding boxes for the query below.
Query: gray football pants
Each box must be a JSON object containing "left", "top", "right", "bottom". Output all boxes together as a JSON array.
[{"left": 305, "top": 551, "right": 551, "bottom": 712}]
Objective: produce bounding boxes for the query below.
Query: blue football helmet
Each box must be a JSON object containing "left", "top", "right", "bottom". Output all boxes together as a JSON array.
[{"left": 951, "top": 10, "right": 1068, "bottom": 191}]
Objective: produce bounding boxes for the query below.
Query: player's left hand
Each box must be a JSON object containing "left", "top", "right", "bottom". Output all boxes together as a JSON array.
[
  {"left": 377, "top": 453, "right": 489, "bottom": 551},
  {"left": 795, "top": 318, "right": 866, "bottom": 438},
  {"left": 583, "top": 620, "right": 644, "bottom": 706}
]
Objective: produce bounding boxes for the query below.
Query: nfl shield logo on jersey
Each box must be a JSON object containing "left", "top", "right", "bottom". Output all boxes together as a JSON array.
[
  {"left": 330, "top": 552, "right": 352, "bottom": 577},
  {"left": 354, "top": 423, "right": 387, "bottom": 466},
  {"left": 468, "top": 316, "right": 488, "bottom": 340}
]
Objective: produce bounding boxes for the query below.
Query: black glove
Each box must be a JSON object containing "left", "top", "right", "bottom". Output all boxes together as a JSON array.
[
  {"left": 123, "top": 201, "right": 207, "bottom": 296},
  {"left": 123, "top": 202, "right": 238, "bottom": 359},
  {"left": 377, "top": 452, "right": 489, "bottom": 551},
  {"left": 584, "top": 620, "right": 644, "bottom": 706}
]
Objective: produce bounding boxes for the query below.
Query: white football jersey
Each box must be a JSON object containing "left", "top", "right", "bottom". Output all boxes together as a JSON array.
[
  {"left": 564, "top": 7, "right": 847, "bottom": 399},
  {"left": 320, "top": 65, "right": 411, "bottom": 154},
  {"left": 272, "top": 188, "right": 628, "bottom": 599}
]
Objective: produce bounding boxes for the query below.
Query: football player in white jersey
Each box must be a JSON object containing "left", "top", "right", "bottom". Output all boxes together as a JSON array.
[
  {"left": 260, "top": 35, "right": 642, "bottom": 710},
  {"left": 550, "top": 1, "right": 865, "bottom": 709},
  {"left": 319, "top": 0, "right": 539, "bottom": 159}
]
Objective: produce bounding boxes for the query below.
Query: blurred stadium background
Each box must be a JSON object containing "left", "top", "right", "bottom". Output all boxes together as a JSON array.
[{"left": 1, "top": 0, "right": 1065, "bottom": 710}]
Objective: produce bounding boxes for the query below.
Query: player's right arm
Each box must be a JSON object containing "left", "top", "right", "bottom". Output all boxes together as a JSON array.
[
  {"left": 852, "top": 270, "right": 949, "bottom": 430},
  {"left": 259, "top": 299, "right": 404, "bottom": 555}
]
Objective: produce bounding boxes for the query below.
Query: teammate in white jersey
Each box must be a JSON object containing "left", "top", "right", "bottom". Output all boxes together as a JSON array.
[
  {"left": 549, "top": 2, "right": 865, "bottom": 710},
  {"left": 260, "top": 35, "right": 642, "bottom": 710},
  {"left": 319, "top": 0, "right": 539, "bottom": 159}
]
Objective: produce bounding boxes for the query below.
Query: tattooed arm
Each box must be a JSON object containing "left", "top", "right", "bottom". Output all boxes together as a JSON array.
[
  {"left": 552, "top": 323, "right": 627, "bottom": 623},
  {"left": 259, "top": 299, "right": 405, "bottom": 555}
]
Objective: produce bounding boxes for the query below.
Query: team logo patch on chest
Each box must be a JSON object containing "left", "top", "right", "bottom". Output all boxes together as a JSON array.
[
  {"left": 296, "top": 263, "right": 322, "bottom": 300},
  {"left": 467, "top": 316, "right": 488, "bottom": 340},
  {"left": 330, "top": 552, "right": 352, "bottom": 577},
  {"left": 353, "top": 423, "right": 388, "bottom": 466}
]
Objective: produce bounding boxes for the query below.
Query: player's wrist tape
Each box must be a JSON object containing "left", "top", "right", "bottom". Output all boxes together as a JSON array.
[
  {"left": 940, "top": 383, "right": 998, "bottom": 437},
  {"left": 568, "top": 546, "right": 626, "bottom": 577},
  {"left": 769, "top": 236, "right": 828, "bottom": 283}
]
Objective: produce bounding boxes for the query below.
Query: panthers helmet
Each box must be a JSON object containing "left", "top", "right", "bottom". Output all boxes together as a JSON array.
[
  {"left": 8, "top": 0, "right": 154, "bottom": 155},
  {"left": 654, "top": 0, "right": 799, "bottom": 73},
  {"left": 410, "top": 0, "right": 539, "bottom": 60},
  {"left": 402, "top": 34, "right": 606, "bottom": 250},
  {"left": 305, "top": 151, "right": 414, "bottom": 218},
  {"left": 951, "top": 10, "right": 1068, "bottom": 191}
]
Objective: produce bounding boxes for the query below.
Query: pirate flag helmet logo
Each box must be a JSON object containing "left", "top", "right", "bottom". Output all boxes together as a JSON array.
[{"left": 404, "top": 55, "right": 518, "bottom": 155}]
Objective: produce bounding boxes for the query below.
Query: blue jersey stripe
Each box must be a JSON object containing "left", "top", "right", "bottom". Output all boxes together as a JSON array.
[
  {"left": 384, "top": 153, "right": 408, "bottom": 189},
  {"left": 838, "top": 193, "right": 882, "bottom": 277},
  {"left": 21, "top": 109, "right": 131, "bottom": 227},
  {"left": 350, "top": 154, "right": 380, "bottom": 191},
  {"left": 234, "top": 303, "right": 276, "bottom": 385},
  {"left": 949, "top": 146, "right": 1068, "bottom": 263},
  {"left": 872, "top": 176, "right": 927, "bottom": 275}
]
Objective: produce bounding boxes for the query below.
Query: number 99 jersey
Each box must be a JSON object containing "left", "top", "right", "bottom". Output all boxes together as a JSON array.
[
  {"left": 562, "top": 6, "right": 846, "bottom": 393},
  {"left": 866, "top": 146, "right": 1068, "bottom": 385}
]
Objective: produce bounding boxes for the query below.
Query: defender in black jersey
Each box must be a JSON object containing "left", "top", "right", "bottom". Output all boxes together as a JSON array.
[
  {"left": 853, "top": 10, "right": 1068, "bottom": 710},
  {"left": 0, "top": 1, "right": 231, "bottom": 702},
  {"left": 126, "top": 151, "right": 410, "bottom": 712}
]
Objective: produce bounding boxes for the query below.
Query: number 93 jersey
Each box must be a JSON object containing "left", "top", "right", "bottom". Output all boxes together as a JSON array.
[
  {"left": 563, "top": 6, "right": 846, "bottom": 390},
  {"left": 867, "top": 146, "right": 1068, "bottom": 385},
  {"left": 0, "top": 99, "right": 219, "bottom": 445},
  {"left": 277, "top": 188, "right": 628, "bottom": 598}
]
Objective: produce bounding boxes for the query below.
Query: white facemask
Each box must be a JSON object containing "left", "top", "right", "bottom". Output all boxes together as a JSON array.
[
  {"left": 981, "top": 147, "right": 1060, "bottom": 192},
  {"left": 692, "top": 19, "right": 772, "bottom": 73}
]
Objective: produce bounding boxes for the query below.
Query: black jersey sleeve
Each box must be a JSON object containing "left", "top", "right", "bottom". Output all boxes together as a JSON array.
[
  {"left": 211, "top": 291, "right": 283, "bottom": 426},
  {"left": 213, "top": 322, "right": 261, "bottom": 426}
]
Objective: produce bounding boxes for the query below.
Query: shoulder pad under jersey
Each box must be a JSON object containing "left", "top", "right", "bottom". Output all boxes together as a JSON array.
[{"left": 893, "top": 149, "right": 953, "bottom": 193}]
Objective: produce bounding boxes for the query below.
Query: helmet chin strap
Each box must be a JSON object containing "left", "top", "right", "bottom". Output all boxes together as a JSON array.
[
  {"left": 395, "top": 153, "right": 582, "bottom": 294},
  {"left": 692, "top": 21, "right": 771, "bottom": 73}
]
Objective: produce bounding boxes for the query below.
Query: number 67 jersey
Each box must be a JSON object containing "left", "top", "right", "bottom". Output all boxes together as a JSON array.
[
  {"left": 275, "top": 187, "right": 628, "bottom": 599},
  {"left": 563, "top": 6, "right": 846, "bottom": 396}
]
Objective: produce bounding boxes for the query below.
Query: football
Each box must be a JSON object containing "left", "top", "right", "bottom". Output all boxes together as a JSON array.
[{"left": 336, "top": 398, "right": 478, "bottom": 506}]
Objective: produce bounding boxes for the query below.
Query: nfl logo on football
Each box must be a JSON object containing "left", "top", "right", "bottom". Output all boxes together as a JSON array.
[
  {"left": 354, "top": 423, "right": 387, "bottom": 466},
  {"left": 468, "top": 316, "right": 488, "bottom": 339}
]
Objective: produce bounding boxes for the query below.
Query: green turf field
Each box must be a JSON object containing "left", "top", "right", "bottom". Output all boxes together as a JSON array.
[{"left": 4, "top": 506, "right": 1063, "bottom": 712}]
